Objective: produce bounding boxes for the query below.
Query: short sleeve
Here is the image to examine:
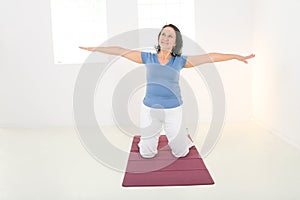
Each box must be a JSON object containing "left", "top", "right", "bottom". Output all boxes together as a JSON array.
[
  {"left": 180, "top": 56, "right": 187, "bottom": 68},
  {"left": 173, "top": 55, "right": 187, "bottom": 69},
  {"left": 141, "top": 52, "right": 151, "bottom": 64}
]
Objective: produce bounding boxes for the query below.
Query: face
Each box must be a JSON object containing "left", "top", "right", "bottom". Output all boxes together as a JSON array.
[{"left": 159, "top": 26, "right": 176, "bottom": 51}]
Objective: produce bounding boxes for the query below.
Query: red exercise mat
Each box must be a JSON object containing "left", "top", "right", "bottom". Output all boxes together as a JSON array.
[{"left": 122, "top": 135, "right": 215, "bottom": 187}]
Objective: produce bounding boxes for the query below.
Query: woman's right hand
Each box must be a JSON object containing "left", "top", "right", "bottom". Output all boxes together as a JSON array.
[{"left": 79, "top": 46, "right": 98, "bottom": 51}]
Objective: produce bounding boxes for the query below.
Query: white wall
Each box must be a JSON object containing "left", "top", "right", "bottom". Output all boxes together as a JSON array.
[
  {"left": 0, "top": 0, "right": 77, "bottom": 128},
  {"left": 194, "top": 0, "right": 254, "bottom": 121},
  {"left": 252, "top": 0, "right": 300, "bottom": 147},
  {"left": 0, "top": 0, "right": 254, "bottom": 128},
  {"left": 0, "top": 0, "right": 138, "bottom": 128}
]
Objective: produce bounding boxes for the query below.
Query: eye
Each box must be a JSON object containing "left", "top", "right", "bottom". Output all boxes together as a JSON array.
[{"left": 168, "top": 35, "right": 173, "bottom": 38}]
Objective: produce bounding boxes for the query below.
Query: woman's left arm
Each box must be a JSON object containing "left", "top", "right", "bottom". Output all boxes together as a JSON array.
[{"left": 184, "top": 53, "right": 255, "bottom": 68}]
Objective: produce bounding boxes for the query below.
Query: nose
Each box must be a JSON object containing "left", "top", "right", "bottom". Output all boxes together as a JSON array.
[{"left": 161, "top": 35, "right": 168, "bottom": 42}]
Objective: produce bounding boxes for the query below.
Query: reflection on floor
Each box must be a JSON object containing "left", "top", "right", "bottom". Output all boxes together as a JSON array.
[{"left": 1, "top": 122, "right": 300, "bottom": 200}]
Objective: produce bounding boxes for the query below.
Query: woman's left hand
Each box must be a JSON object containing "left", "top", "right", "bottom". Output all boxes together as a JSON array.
[{"left": 236, "top": 54, "right": 255, "bottom": 64}]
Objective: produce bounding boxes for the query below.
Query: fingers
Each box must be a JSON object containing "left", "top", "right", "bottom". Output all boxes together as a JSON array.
[
  {"left": 242, "top": 53, "right": 255, "bottom": 64},
  {"left": 79, "top": 46, "right": 88, "bottom": 50},
  {"left": 246, "top": 54, "right": 255, "bottom": 59},
  {"left": 79, "top": 46, "right": 95, "bottom": 51}
]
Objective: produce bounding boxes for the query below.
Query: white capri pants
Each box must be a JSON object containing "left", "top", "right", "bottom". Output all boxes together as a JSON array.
[{"left": 138, "top": 104, "right": 194, "bottom": 158}]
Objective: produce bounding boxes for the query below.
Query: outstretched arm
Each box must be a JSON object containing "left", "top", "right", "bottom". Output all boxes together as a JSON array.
[
  {"left": 184, "top": 53, "right": 255, "bottom": 68},
  {"left": 79, "top": 46, "right": 143, "bottom": 64}
]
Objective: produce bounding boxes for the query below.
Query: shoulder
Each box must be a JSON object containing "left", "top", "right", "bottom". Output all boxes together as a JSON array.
[
  {"left": 141, "top": 51, "right": 156, "bottom": 57},
  {"left": 173, "top": 55, "right": 187, "bottom": 68},
  {"left": 141, "top": 52, "right": 157, "bottom": 63}
]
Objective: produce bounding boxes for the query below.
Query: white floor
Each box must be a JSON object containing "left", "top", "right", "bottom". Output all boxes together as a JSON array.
[{"left": 1, "top": 121, "right": 300, "bottom": 200}]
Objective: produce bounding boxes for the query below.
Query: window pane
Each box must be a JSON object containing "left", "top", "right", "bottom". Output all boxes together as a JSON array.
[
  {"left": 137, "top": 0, "right": 195, "bottom": 41},
  {"left": 51, "top": 0, "right": 107, "bottom": 64}
]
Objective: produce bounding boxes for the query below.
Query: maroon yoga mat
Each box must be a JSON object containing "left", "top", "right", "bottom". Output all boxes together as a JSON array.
[{"left": 122, "top": 135, "right": 214, "bottom": 187}]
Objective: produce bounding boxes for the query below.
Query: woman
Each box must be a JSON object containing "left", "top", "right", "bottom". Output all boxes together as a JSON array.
[{"left": 79, "top": 24, "right": 255, "bottom": 158}]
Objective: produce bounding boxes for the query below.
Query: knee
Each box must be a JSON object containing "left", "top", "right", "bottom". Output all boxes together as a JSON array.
[
  {"left": 168, "top": 137, "right": 193, "bottom": 158},
  {"left": 171, "top": 148, "right": 190, "bottom": 158},
  {"left": 138, "top": 139, "right": 158, "bottom": 159},
  {"left": 140, "top": 152, "right": 157, "bottom": 159}
]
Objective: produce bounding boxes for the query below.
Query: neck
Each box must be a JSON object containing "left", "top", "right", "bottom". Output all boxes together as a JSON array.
[{"left": 159, "top": 49, "right": 172, "bottom": 59}]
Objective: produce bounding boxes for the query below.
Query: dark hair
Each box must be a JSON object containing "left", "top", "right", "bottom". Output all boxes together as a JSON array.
[{"left": 155, "top": 24, "right": 183, "bottom": 57}]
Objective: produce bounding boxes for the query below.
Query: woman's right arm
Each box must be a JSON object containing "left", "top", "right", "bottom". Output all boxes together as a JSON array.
[{"left": 79, "top": 46, "right": 143, "bottom": 64}]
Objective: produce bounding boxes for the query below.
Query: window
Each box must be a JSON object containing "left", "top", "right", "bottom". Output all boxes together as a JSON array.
[
  {"left": 137, "top": 0, "right": 195, "bottom": 40},
  {"left": 51, "top": 0, "right": 107, "bottom": 64}
]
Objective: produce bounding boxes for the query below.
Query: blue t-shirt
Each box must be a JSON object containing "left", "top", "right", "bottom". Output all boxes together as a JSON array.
[{"left": 141, "top": 52, "right": 187, "bottom": 109}]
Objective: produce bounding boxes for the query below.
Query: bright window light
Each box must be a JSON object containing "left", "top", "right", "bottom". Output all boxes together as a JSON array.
[
  {"left": 50, "top": 0, "right": 107, "bottom": 64},
  {"left": 137, "top": 0, "right": 195, "bottom": 40}
]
